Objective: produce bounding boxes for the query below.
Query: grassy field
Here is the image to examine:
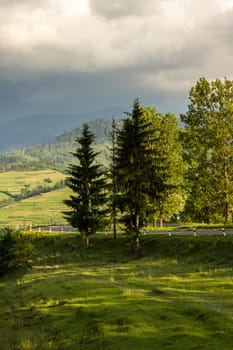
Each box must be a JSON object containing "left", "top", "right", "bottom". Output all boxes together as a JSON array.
[
  {"left": 0, "top": 170, "right": 68, "bottom": 227},
  {"left": 1, "top": 233, "right": 233, "bottom": 349},
  {"left": 0, "top": 170, "right": 65, "bottom": 195},
  {"left": 0, "top": 188, "right": 70, "bottom": 227}
]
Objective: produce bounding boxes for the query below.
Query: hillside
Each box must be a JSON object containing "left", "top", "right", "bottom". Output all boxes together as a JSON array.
[
  {"left": 0, "top": 107, "right": 125, "bottom": 152},
  {"left": 0, "top": 170, "right": 66, "bottom": 226},
  {"left": 0, "top": 118, "right": 123, "bottom": 171}
]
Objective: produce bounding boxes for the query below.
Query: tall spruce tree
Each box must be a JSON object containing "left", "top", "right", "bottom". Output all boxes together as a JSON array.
[
  {"left": 115, "top": 99, "right": 151, "bottom": 247},
  {"left": 64, "top": 124, "right": 108, "bottom": 248}
]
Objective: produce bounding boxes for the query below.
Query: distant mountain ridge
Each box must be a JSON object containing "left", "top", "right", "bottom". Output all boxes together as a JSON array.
[
  {"left": 0, "top": 118, "right": 123, "bottom": 171},
  {"left": 0, "top": 107, "right": 125, "bottom": 152}
]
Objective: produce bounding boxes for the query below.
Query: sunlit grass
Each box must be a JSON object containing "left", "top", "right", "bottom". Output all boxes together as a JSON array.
[
  {"left": 0, "top": 170, "right": 65, "bottom": 194},
  {"left": 1, "top": 234, "right": 233, "bottom": 349},
  {"left": 0, "top": 170, "right": 67, "bottom": 226},
  {"left": 0, "top": 188, "right": 70, "bottom": 226}
]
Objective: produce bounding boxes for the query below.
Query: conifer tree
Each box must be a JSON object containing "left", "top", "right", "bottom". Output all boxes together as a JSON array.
[
  {"left": 115, "top": 98, "right": 151, "bottom": 248},
  {"left": 64, "top": 124, "right": 108, "bottom": 248}
]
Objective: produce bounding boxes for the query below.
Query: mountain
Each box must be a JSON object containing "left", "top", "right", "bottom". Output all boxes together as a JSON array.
[
  {"left": 0, "top": 107, "right": 125, "bottom": 152},
  {"left": 0, "top": 118, "right": 123, "bottom": 171}
]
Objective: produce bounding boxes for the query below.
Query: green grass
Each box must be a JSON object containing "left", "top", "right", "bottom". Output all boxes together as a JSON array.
[
  {"left": 0, "top": 170, "right": 68, "bottom": 226},
  {"left": 0, "top": 188, "right": 70, "bottom": 227},
  {"left": 0, "top": 170, "right": 65, "bottom": 195},
  {"left": 1, "top": 233, "right": 233, "bottom": 349}
]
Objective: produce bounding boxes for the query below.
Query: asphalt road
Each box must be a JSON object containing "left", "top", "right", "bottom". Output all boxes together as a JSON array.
[{"left": 34, "top": 225, "right": 233, "bottom": 236}]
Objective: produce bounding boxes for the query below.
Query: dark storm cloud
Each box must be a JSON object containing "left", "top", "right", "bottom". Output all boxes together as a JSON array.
[
  {"left": 0, "top": 0, "right": 48, "bottom": 7},
  {"left": 89, "top": 0, "right": 161, "bottom": 19}
]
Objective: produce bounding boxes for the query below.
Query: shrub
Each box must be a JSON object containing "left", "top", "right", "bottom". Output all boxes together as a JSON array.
[{"left": 0, "top": 228, "right": 34, "bottom": 275}]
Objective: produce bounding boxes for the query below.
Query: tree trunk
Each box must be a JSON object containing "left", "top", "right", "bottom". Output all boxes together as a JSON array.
[
  {"left": 225, "top": 201, "right": 230, "bottom": 223},
  {"left": 136, "top": 214, "right": 140, "bottom": 231},
  {"left": 113, "top": 216, "right": 117, "bottom": 240},
  {"left": 131, "top": 236, "right": 140, "bottom": 252},
  {"left": 159, "top": 214, "right": 163, "bottom": 227},
  {"left": 113, "top": 212, "right": 116, "bottom": 241},
  {"left": 135, "top": 236, "right": 140, "bottom": 250},
  {"left": 86, "top": 235, "right": 90, "bottom": 249},
  {"left": 223, "top": 155, "right": 230, "bottom": 223}
]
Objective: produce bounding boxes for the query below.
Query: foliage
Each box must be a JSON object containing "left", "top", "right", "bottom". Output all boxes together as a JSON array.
[
  {"left": 181, "top": 77, "right": 233, "bottom": 223},
  {"left": 144, "top": 108, "right": 185, "bottom": 226},
  {"left": 0, "top": 228, "right": 34, "bottom": 275},
  {"left": 115, "top": 99, "right": 152, "bottom": 244},
  {"left": 115, "top": 99, "right": 185, "bottom": 240},
  {"left": 64, "top": 124, "right": 108, "bottom": 247}
]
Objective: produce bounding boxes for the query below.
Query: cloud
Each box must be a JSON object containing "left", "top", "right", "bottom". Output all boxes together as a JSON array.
[
  {"left": 0, "top": 0, "right": 231, "bottom": 75},
  {"left": 89, "top": 0, "right": 162, "bottom": 19},
  {"left": 0, "top": 0, "right": 232, "bottom": 121}
]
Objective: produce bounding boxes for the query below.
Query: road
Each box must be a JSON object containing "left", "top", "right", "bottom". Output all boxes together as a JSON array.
[{"left": 34, "top": 225, "right": 233, "bottom": 236}]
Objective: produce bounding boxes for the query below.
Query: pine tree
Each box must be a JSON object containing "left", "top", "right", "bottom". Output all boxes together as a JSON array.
[
  {"left": 115, "top": 99, "right": 151, "bottom": 248},
  {"left": 64, "top": 124, "right": 108, "bottom": 248}
]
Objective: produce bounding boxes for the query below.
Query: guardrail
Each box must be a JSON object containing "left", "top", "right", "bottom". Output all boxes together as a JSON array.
[{"left": 22, "top": 226, "right": 233, "bottom": 236}]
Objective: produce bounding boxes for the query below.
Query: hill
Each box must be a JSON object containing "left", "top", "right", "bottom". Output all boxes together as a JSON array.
[
  {"left": 0, "top": 107, "right": 125, "bottom": 152},
  {"left": 0, "top": 118, "right": 123, "bottom": 171}
]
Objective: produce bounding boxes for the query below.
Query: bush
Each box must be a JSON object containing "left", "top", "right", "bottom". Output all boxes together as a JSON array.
[{"left": 0, "top": 228, "right": 34, "bottom": 275}]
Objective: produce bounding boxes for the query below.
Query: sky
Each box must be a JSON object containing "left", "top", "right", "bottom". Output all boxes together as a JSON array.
[{"left": 0, "top": 0, "right": 233, "bottom": 122}]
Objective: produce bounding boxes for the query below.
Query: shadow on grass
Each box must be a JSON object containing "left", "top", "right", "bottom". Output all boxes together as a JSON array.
[
  {"left": 1, "top": 233, "right": 233, "bottom": 349},
  {"left": 2, "top": 288, "right": 233, "bottom": 350}
]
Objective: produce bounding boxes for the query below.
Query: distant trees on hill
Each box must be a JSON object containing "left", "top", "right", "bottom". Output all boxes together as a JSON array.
[{"left": 0, "top": 119, "right": 122, "bottom": 171}]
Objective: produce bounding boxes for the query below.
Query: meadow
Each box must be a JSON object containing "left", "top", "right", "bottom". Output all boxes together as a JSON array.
[
  {"left": 0, "top": 188, "right": 70, "bottom": 227},
  {"left": 0, "top": 170, "right": 65, "bottom": 195},
  {"left": 1, "top": 233, "right": 233, "bottom": 350},
  {"left": 0, "top": 170, "right": 68, "bottom": 227}
]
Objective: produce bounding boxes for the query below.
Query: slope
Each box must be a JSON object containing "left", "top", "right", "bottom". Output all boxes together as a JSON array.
[{"left": 0, "top": 118, "right": 123, "bottom": 171}]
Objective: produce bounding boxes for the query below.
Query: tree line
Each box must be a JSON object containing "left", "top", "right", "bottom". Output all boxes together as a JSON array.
[{"left": 64, "top": 77, "right": 233, "bottom": 248}]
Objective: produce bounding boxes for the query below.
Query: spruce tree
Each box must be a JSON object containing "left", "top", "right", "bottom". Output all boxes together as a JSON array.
[
  {"left": 64, "top": 124, "right": 108, "bottom": 248},
  {"left": 115, "top": 98, "right": 151, "bottom": 248}
]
